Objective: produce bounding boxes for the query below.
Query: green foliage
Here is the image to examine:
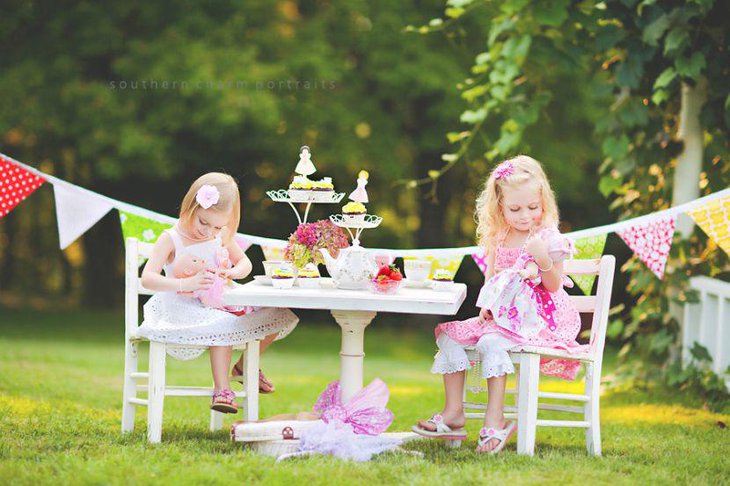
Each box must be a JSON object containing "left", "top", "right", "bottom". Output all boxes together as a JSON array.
[
  {"left": 0, "top": 0, "right": 471, "bottom": 301},
  {"left": 418, "top": 0, "right": 730, "bottom": 400},
  {"left": 666, "top": 343, "right": 730, "bottom": 412}
]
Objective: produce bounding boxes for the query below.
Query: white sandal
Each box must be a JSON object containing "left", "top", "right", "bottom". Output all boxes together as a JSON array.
[
  {"left": 476, "top": 421, "right": 517, "bottom": 454},
  {"left": 411, "top": 414, "right": 467, "bottom": 440}
]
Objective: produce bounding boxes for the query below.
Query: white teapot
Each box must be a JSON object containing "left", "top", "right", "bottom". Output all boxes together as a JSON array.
[{"left": 320, "top": 243, "right": 378, "bottom": 290}]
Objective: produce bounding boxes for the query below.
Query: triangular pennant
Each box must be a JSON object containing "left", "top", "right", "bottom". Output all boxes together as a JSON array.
[
  {"left": 569, "top": 234, "right": 607, "bottom": 295},
  {"left": 262, "top": 245, "right": 286, "bottom": 261},
  {"left": 53, "top": 183, "right": 114, "bottom": 249},
  {"left": 618, "top": 215, "right": 676, "bottom": 279},
  {"left": 472, "top": 250, "right": 489, "bottom": 276},
  {"left": 404, "top": 254, "right": 465, "bottom": 279},
  {"left": 0, "top": 155, "right": 46, "bottom": 218},
  {"left": 687, "top": 195, "right": 730, "bottom": 255},
  {"left": 235, "top": 235, "right": 253, "bottom": 253},
  {"left": 119, "top": 210, "right": 173, "bottom": 244}
]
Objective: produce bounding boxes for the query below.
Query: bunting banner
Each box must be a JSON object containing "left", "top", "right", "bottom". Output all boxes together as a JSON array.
[
  {"left": 235, "top": 235, "right": 253, "bottom": 253},
  {"left": 53, "top": 183, "right": 114, "bottom": 249},
  {"left": 262, "top": 245, "right": 287, "bottom": 262},
  {"left": 618, "top": 215, "right": 676, "bottom": 279},
  {"left": 0, "top": 155, "right": 46, "bottom": 219},
  {"left": 570, "top": 234, "right": 608, "bottom": 295},
  {"left": 404, "top": 254, "right": 465, "bottom": 279},
  {"left": 2, "top": 152, "right": 729, "bottom": 283},
  {"left": 687, "top": 195, "right": 730, "bottom": 255},
  {"left": 472, "top": 250, "right": 489, "bottom": 276}
]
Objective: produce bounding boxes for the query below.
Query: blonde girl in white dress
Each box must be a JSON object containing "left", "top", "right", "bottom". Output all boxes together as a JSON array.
[{"left": 139, "top": 172, "right": 298, "bottom": 413}]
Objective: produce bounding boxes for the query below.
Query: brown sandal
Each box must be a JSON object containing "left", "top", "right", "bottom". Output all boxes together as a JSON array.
[
  {"left": 211, "top": 389, "right": 238, "bottom": 414},
  {"left": 231, "top": 364, "right": 275, "bottom": 394}
]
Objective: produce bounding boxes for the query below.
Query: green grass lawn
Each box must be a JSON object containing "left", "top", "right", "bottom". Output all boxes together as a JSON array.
[{"left": 1, "top": 308, "right": 728, "bottom": 485}]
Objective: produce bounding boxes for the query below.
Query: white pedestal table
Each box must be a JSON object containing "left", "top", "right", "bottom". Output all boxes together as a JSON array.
[{"left": 224, "top": 279, "right": 467, "bottom": 403}]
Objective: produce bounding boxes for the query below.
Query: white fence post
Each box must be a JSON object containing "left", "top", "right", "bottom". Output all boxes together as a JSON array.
[{"left": 682, "top": 276, "right": 730, "bottom": 390}]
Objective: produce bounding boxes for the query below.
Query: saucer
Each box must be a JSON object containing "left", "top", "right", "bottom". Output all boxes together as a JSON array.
[
  {"left": 403, "top": 278, "right": 432, "bottom": 289},
  {"left": 253, "top": 275, "right": 272, "bottom": 285}
]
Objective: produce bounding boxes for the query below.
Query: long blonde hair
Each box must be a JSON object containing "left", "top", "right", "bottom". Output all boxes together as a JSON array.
[
  {"left": 179, "top": 172, "right": 241, "bottom": 244},
  {"left": 475, "top": 155, "right": 559, "bottom": 256}
]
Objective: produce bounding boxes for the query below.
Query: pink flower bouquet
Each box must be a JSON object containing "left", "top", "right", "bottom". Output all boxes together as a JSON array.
[{"left": 284, "top": 219, "right": 349, "bottom": 269}]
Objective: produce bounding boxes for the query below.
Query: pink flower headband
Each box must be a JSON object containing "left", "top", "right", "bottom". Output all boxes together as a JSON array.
[
  {"left": 196, "top": 184, "right": 220, "bottom": 209},
  {"left": 493, "top": 161, "right": 514, "bottom": 180}
]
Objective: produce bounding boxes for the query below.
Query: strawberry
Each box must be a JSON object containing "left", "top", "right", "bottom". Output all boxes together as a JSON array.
[
  {"left": 377, "top": 265, "right": 391, "bottom": 277},
  {"left": 388, "top": 264, "right": 402, "bottom": 281}
]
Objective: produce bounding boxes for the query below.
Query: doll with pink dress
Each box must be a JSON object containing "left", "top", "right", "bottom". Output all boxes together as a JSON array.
[{"left": 477, "top": 228, "right": 575, "bottom": 338}]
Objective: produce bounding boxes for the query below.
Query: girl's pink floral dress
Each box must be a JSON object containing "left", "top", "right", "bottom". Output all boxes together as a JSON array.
[{"left": 434, "top": 226, "right": 584, "bottom": 380}]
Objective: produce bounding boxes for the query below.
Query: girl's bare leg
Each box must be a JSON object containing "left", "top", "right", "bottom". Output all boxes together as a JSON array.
[
  {"left": 417, "top": 371, "right": 467, "bottom": 431},
  {"left": 210, "top": 346, "right": 233, "bottom": 391},
  {"left": 233, "top": 332, "right": 278, "bottom": 392},
  {"left": 476, "top": 374, "right": 508, "bottom": 452}
]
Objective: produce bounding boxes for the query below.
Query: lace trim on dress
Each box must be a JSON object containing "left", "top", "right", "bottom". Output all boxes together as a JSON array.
[{"left": 430, "top": 353, "right": 471, "bottom": 375}]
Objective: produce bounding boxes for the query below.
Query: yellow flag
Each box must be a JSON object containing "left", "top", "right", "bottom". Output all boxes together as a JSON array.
[
  {"left": 262, "top": 245, "right": 286, "bottom": 261},
  {"left": 687, "top": 196, "right": 730, "bottom": 255},
  {"left": 403, "top": 254, "right": 464, "bottom": 279}
]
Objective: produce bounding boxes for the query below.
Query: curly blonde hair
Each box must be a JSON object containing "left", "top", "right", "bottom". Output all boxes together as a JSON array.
[
  {"left": 475, "top": 155, "right": 559, "bottom": 256},
  {"left": 179, "top": 172, "right": 241, "bottom": 244}
]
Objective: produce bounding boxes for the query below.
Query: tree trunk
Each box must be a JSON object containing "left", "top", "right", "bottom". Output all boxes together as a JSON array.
[{"left": 672, "top": 77, "right": 708, "bottom": 238}]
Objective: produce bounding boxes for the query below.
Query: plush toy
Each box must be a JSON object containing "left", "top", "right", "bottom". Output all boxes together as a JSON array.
[{"left": 172, "top": 253, "right": 226, "bottom": 309}]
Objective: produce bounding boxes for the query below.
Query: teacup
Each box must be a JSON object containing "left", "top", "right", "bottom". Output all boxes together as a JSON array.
[
  {"left": 404, "top": 259, "right": 432, "bottom": 282},
  {"left": 262, "top": 260, "right": 285, "bottom": 278}
]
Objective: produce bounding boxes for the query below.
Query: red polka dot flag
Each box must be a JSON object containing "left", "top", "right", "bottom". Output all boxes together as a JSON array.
[{"left": 0, "top": 155, "right": 46, "bottom": 219}]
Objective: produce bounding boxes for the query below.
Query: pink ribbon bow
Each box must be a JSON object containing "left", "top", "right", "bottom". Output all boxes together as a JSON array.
[{"left": 313, "top": 379, "right": 393, "bottom": 436}]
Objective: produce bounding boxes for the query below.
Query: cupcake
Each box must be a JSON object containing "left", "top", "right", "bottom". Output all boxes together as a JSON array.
[
  {"left": 310, "top": 177, "right": 335, "bottom": 202},
  {"left": 288, "top": 175, "right": 314, "bottom": 202},
  {"left": 342, "top": 201, "right": 367, "bottom": 223},
  {"left": 271, "top": 268, "right": 296, "bottom": 289},
  {"left": 431, "top": 269, "right": 455, "bottom": 292},
  {"left": 297, "top": 263, "right": 321, "bottom": 289}
]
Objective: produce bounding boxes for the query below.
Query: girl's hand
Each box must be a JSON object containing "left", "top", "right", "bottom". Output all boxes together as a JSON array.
[
  {"left": 518, "top": 262, "right": 539, "bottom": 280},
  {"left": 478, "top": 307, "right": 493, "bottom": 324},
  {"left": 525, "top": 235, "right": 549, "bottom": 261},
  {"left": 215, "top": 268, "right": 238, "bottom": 280},
  {"left": 181, "top": 271, "right": 214, "bottom": 292}
]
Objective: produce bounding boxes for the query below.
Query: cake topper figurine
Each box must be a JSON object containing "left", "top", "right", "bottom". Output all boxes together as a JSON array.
[
  {"left": 295, "top": 145, "right": 317, "bottom": 176},
  {"left": 348, "top": 170, "right": 369, "bottom": 203}
]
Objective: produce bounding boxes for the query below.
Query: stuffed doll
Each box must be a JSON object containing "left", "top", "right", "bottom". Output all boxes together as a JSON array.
[{"left": 171, "top": 254, "right": 226, "bottom": 309}]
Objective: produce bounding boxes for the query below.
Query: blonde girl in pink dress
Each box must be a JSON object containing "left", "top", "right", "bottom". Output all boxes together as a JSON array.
[
  {"left": 413, "top": 155, "right": 584, "bottom": 454},
  {"left": 139, "top": 173, "right": 298, "bottom": 413}
]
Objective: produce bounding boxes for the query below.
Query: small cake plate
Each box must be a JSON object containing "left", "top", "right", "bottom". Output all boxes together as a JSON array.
[
  {"left": 402, "top": 278, "right": 432, "bottom": 289},
  {"left": 253, "top": 275, "right": 273, "bottom": 285}
]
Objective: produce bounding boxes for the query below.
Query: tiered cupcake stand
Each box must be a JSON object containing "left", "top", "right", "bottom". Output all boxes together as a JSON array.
[{"left": 266, "top": 189, "right": 345, "bottom": 224}]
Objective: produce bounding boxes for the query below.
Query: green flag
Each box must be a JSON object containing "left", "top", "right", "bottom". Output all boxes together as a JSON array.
[
  {"left": 570, "top": 234, "right": 607, "bottom": 295},
  {"left": 119, "top": 210, "right": 173, "bottom": 265}
]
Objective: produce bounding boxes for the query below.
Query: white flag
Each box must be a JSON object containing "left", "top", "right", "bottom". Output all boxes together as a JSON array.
[{"left": 53, "top": 183, "right": 114, "bottom": 249}]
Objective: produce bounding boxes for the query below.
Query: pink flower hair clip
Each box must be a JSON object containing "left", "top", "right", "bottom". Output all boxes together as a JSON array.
[
  {"left": 493, "top": 161, "right": 514, "bottom": 180},
  {"left": 196, "top": 184, "right": 220, "bottom": 209}
]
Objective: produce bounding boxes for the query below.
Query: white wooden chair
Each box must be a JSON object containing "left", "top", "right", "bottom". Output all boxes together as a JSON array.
[
  {"left": 121, "top": 237, "right": 260, "bottom": 443},
  {"left": 464, "top": 255, "right": 616, "bottom": 456}
]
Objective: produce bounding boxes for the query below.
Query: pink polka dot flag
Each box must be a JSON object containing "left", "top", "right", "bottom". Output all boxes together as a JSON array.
[
  {"left": 0, "top": 155, "right": 46, "bottom": 219},
  {"left": 472, "top": 250, "right": 489, "bottom": 276},
  {"left": 617, "top": 215, "right": 676, "bottom": 279}
]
